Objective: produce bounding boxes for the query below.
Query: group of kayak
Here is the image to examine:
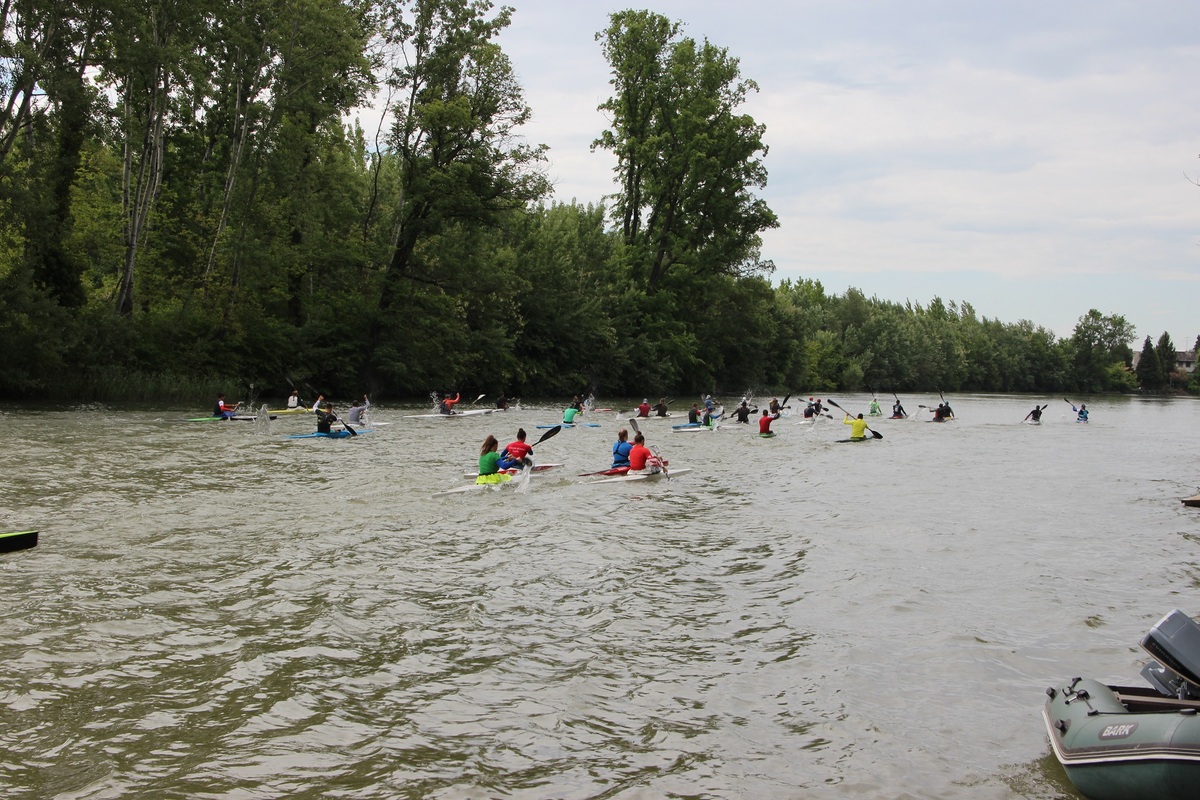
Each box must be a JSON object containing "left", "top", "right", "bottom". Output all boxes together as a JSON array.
[{"left": 202, "top": 390, "right": 372, "bottom": 436}]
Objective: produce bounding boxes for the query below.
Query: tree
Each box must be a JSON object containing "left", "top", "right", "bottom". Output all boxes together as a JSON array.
[
  {"left": 1155, "top": 331, "right": 1176, "bottom": 389},
  {"left": 594, "top": 10, "right": 777, "bottom": 293},
  {"left": 1136, "top": 336, "right": 1162, "bottom": 391},
  {"left": 1069, "top": 309, "right": 1135, "bottom": 392}
]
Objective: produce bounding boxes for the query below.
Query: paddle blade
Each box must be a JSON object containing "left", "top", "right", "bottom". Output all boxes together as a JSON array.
[
  {"left": 870, "top": 428, "right": 883, "bottom": 440},
  {"left": 628, "top": 417, "right": 640, "bottom": 435},
  {"left": 780, "top": 393, "right": 791, "bottom": 409},
  {"left": 532, "top": 425, "right": 561, "bottom": 447},
  {"left": 826, "top": 399, "right": 844, "bottom": 414},
  {"left": 343, "top": 422, "right": 357, "bottom": 436}
]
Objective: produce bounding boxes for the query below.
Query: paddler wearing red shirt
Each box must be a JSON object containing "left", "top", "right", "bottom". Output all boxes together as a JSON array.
[
  {"left": 498, "top": 428, "right": 533, "bottom": 469},
  {"left": 628, "top": 433, "right": 653, "bottom": 471},
  {"left": 759, "top": 409, "right": 779, "bottom": 435},
  {"left": 636, "top": 398, "right": 651, "bottom": 418},
  {"left": 439, "top": 392, "right": 461, "bottom": 414}
]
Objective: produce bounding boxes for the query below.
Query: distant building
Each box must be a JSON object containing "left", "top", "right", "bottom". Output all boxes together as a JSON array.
[{"left": 1132, "top": 350, "right": 1196, "bottom": 373}]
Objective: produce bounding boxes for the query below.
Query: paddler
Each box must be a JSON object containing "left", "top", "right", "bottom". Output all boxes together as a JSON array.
[
  {"left": 636, "top": 398, "right": 651, "bottom": 418},
  {"left": 843, "top": 412, "right": 868, "bottom": 440},
  {"left": 439, "top": 392, "right": 461, "bottom": 415},
  {"left": 733, "top": 400, "right": 755, "bottom": 424},
  {"left": 499, "top": 428, "right": 533, "bottom": 470},
  {"left": 477, "top": 435, "right": 513, "bottom": 485},
  {"left": 869, "top": 398, "right": 882, "bottom": 416},
  {"left": 611, "top": 428, "right": 632, "bottom": 468},
  {"left": 213, "top": 393, "right": 239, "bottom": 419},
  {"left": 653, "top": 397, "right": 670, "bottom": 417},
  {"left": 759, "top": 408, "right": 779, "bottom": 436},
  {"left": 286, "top": 389, "right": 303, "bottom": 409},
  {"left": 345, "top": 395, "right": 369, "bottom": 425},
  {"left": 687, "top": 403, "right": 701, "bottom": 424},
  {"left": 627, "top": 433, "right": 657, "bottom": 473},
  {"left": 1024, "top": 404, "right": 1044, "bottom": 423},
  {"left": 315, "top": 402, "right": 340, "bottom": 433}
]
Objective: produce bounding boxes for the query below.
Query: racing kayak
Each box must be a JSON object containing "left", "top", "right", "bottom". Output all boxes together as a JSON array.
[
  {"left": 188, "top": 414, "right": 276, "bottom": 422},
  {"left": 462, "top": 463, "right": 564, "bottom": 478},
  {"left": 590, "top": 467, "right": 691, "bottom": 484},
  {"left": 433, "top": 472, "right": 531, "bottom": 497},
  {"left": 404, "top": 408, "right": 500, "bottom": 419},
  {"left": 288, "top": 429, "right": 371, "bottom": 439},
  {"left": 672, "top": 425, "right": 717, "bottom": 433},
  {"left": 1, "top": 530, "right": 38, "bottom": 553},
  {"left": 268, "top": 407, "right": 312, "bottom": 416}
]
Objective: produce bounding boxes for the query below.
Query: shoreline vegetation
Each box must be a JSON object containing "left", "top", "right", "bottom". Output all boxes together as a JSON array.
[{"left": 2, "top": 6, "right": 1196, "bottom": 403}]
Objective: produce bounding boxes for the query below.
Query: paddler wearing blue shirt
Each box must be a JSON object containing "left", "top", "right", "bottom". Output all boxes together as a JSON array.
[
  {"left": 611, "top": 428, "right": 632, "bottom": 468},
  {"left": 843, "top": 412, "right": 868, "bottom": 440}
]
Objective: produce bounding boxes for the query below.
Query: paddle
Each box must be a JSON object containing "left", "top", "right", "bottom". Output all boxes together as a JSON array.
[
  {"left": 529, "top": 425, "right": 561, "bottom": 449},
  {"left": 342, "top": 418, "right": 357, "bottom": 436},
  {"left": 470, "top": 393, "right": 485, "bottom": 406},
  {"left": 826, "top": 399, "right": 882, "bottom": 439}
]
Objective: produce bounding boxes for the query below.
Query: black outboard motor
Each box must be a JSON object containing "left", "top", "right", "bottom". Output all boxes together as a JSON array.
[{"left": 1140, "top": 609, "right": 1200, "bottom": 700}]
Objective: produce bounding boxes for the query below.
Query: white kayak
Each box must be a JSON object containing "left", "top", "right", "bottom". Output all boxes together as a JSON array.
[
  {"left": 590, "top": 467, "right": 692, "bottom": 484},
  {"left": 405, "top": 408, "right": 501, "bottom": 419},
  {"left": 462, "top": 463, "right": 564, "bottom": 478},
  {"left": 433, "top": 474, "right": 532, "bottom": 497},
  {"left": 672, "top": 425, "right": 717, "bottom": 433}
]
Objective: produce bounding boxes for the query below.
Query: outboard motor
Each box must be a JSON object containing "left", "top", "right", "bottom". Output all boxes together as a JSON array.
[{"left": 1140, "top": 609, "right": 1200, "bottom": 699}]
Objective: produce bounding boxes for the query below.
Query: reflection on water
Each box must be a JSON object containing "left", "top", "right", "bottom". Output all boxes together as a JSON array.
[{"left": 2, "top": 395, "right": 1197, "bottom": 798}]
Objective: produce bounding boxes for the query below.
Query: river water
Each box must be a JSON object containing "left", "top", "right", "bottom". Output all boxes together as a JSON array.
[{"left": 2, "top": 394, "right": 1199, "bottom": 799}]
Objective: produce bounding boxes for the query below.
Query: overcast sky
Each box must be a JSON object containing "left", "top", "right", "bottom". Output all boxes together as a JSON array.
[{"left": 403, "top": 1, "right": 1200, "bottom": 347}]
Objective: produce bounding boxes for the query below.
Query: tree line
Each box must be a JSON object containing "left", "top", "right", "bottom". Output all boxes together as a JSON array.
[{"left": 1, "top": 1, "right": 1194, "bottom": 403}]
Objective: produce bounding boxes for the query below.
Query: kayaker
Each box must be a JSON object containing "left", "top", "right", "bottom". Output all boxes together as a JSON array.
[
  {"left": 499, "top": 428, "right": 533, "bottom": 469},
  {"left": 701, "top": 405, "right": 718, "bottom": 427},
  {"left": 1072, "top": 402, "right": 1089, "bottom": 422},
  {"left": 654, "top": 397, "right": 670, "bottom": 417},
  {"left": 315, "top": 402, "right": 339, "bottom": 433},
  {"left": 636, "top": 398, "right": 651, "bottom": 418},
  {"left": 286, "top": 390, "right": 302, "bottom": 409},
  {"left": 892, "top": 400, "right": 907, "bottom": 418},
  {"left": 563, "top": 404, "right": 581, "bottom": 424},
  {"left": 1024, "top": 404, "right": 1044, "bottom": 423},
  {"left": 496, "top": 393, "right": 508, "bottom": 410},
  {"left": 476, "top": 435, "right": 513, "bottom": 485},
  {"left": 869, "top": 398, "right": 882, "bottom": 416},
  {"left": 768, "top": 397, "right": 781, "bottom": 415},
  {"left": 345, "top": 395, "right": 369, "bottom": 425},
  {"left": 941, "top": 400, "right": 955, "bottom": 419},
  {"left": 438, "top": 392, "right": 461, "bottom": 415},
  {"left": 687, "top": 403, "right": 701, "bottom": 424},
  {"left": 611, "top": 428, "right": 633, "bottom": 468},
  {"left": 703, "top": 394, "right": 716, "bottom": 413},
  {"left": 213, "top": 394, "right": 239, "bottom": 419},
  {"left": 759, "top": 409, "right": 779, "bottom": 435},
  {"left": 843, "top": 412, "right": 868, "bottom": 440},
  {"left": 932, "top": 403, "right": 947, "bottom": 421},
  {"left": 628, "top": 433, "right": 655, "bottom": 472},
  {"left": 733, "top": 401, "right": 755, "bottom": 424}
]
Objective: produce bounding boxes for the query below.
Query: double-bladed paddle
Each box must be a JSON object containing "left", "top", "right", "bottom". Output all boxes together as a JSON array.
[{"left": 826, "top": 399, "right": 882, "bottom": 439}]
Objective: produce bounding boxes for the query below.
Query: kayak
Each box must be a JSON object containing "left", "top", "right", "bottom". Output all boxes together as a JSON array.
[
  {"left": 463, "top": 463, "right": 564, "bottom": 478},
  {"left": 288, "top": 429, "right": 371, "bottom": 439},
  {"left": 836, "top": 437, "right": 872, "bottom": 443},
  {"left": 672, "top": 425, "right": 717, "bottom": 433},
  {"left": 759, "top": 432, "right": 776, "bottom": 438},
  {"left": 188, "top": 414, "right": 276, "bottom": 422},
  {"left": 268, "top": 407, "right": 312, "bottom": 416},
  {"left": 1, "top": 530, "right": 38, "bottom": 553},
  {"left": 1182, "top": 494, "right": 1200, "bottom": 508},
  {"left": 590, "top": 467, "right": 691, "bottom": 484},
  {"left": 434, "top": 472, "right": 529, "bottom": 497},
  {"left": 537, "top": 422, "right": 600, "bottom": 428},
  {"left": 404, "top": 408, "right": 500, "bottom": 419}
]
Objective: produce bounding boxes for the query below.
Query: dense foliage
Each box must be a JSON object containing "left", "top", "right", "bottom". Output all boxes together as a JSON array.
[{"left": 0, "top": 2, "right": 1190, "bottom": 402}]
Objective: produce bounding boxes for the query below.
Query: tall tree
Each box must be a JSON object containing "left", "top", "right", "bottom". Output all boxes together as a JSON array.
[
  {"left": 594, "top": 10, "right": 777, "bottom": 292},
  {"left": 1069, "top": 309, "right": 1135, "bottom": 392},
  {"left": 1136, "top": 335, "right": 1162, "bottom": 391},
  {"left": 1155, "top": 331, "right": 1176, "bottom": 389}
]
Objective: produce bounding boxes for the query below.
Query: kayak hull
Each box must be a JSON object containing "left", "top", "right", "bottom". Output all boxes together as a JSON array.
[
  {"left": 288, "top": 429, "right": 371, "bottom": 439},
  {"left": 1182, "top": 494, "right": 1200, "bottom": 508},
  {"left": 0, "top": 530, "right": 37, "bottom": 553},
  {"left": 404, "top": 408, "right": 501, "bottom": 419},
  {"left": 591, "top": 467, "right": 692, "bottom": 484}
]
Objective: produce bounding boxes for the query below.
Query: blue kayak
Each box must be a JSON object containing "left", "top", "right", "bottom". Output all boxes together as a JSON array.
[{"left": 288, "top": 429, "right": 371, "bottom": 439}]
